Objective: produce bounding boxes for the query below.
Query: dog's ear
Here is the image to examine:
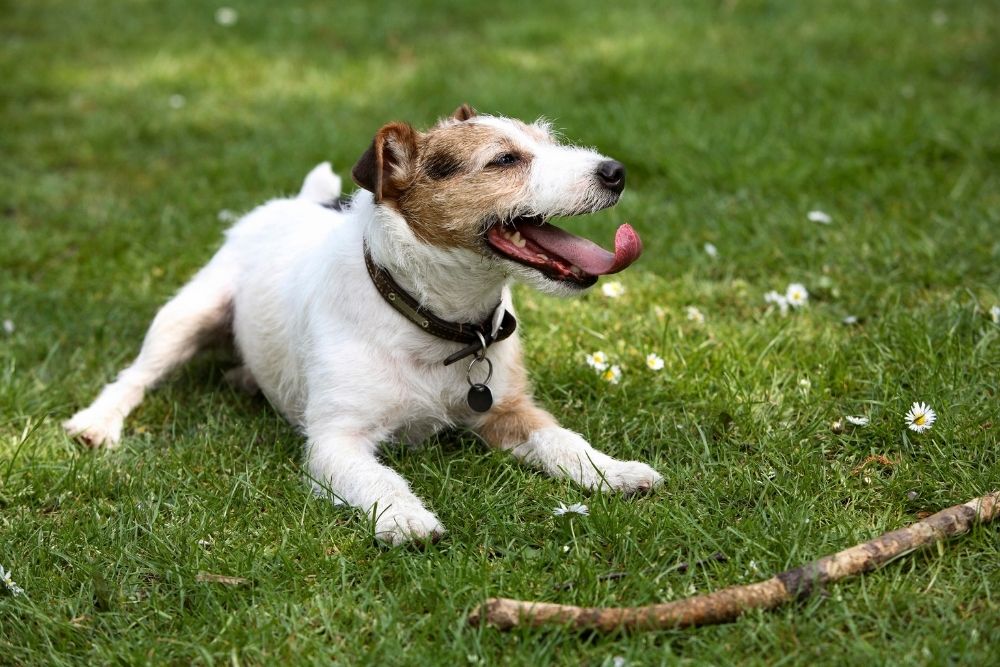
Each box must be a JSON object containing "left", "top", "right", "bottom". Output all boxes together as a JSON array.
[
  {"left": 450, "top": 103, "right": 477, "bottom": 121},
  {"left": 352, "top": 122, "right": 419, "bottom": 202}
]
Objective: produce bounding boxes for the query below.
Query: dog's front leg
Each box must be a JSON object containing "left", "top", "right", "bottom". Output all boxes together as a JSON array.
[
  {"left": 306, "top": 427, "right": 445, "bottom": 546},
  {"left": 475, "top": 393, "right": 663, "bottom": 494}
]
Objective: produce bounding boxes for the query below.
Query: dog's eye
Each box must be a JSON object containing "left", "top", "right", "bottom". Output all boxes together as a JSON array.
[{"left": 489, "top": 153, "right": 520, "bottom": 167}]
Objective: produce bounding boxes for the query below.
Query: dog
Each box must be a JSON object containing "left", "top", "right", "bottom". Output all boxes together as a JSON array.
[{"left": 64, "top": 105, "right": 663, "bottom": 545}]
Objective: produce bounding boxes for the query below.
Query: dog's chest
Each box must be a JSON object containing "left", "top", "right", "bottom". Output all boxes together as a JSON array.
[{"left": 370, "top": 341, "right": 516, "bottom": 435}]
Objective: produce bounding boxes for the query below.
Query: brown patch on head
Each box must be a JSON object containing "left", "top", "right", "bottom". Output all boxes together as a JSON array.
[
  {"left": 352, "top": 114, "right": 544, "bottom": 249},
  {"left": 475, "top": 351, "right": 556, "bottom": 449},
  {"left": 396, "top": 121, "right": 535, "bottom": 249}
]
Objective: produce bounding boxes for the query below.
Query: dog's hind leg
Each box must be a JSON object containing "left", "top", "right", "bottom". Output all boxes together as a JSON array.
[{"left": 64, "top": 249, "right": 237, "bottom": 447}]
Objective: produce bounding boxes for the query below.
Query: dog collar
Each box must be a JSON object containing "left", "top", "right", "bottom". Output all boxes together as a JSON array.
[{"left": 362, "top": 242, "right": 517, "bottom": 367}]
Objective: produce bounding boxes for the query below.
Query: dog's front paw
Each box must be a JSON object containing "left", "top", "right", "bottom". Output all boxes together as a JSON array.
[
  {"left": 63, "top": 408, "right": 123, "bottom": 448},
  {"left": 593, "top": 460, "right": 663, "bottom": 495},
  {"left": 374, "top": 504, "right": 446, "bottom": 546}
]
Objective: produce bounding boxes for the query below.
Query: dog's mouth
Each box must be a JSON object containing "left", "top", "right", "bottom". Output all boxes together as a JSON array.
[{"left": 485, "top": 216, "right": 643, "bottom": 287}]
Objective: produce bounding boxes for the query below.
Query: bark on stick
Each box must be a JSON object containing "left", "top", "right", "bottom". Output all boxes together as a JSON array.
[{"left": 469, "top": 491, "right": 998, "bottom": 632}]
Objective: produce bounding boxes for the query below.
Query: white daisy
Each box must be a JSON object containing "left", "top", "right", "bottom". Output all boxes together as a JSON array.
[
  {"left": 553, "top": 502, "right": 589, "bottom": 517},
  {"left": 685, "top": 306, "right": 705, "bottom": 324},
  {"left": 2, "top": 319, "right": 13, "bottom": 334},
  {"left": 0, "top": 564, "right": 24, "bottom": 596},
  {"left": 585, "top": 351, "right": 609, "bottom": 371},
  {"left": 785, "top": 283, "right": 809, "bottom": 308},
  {"left": 764, "top": 290, "right": 789, "bottom": 316},
  {"left": 990, "top": 306, "right": 1000, "bottom": 324},
  {"left": 905, "top": 402, "right": 936, "bottom": 433},
  {"left": 601, "top": 365, "right": 622, "bottom": 385},
  {"left": 703, "top": 242, "right": 719, "bottom": 258},
  {"left": 645, "top": 353, "right": 664, "bottom": 371},
  {"left": 846, "top": 415, "right": 869, "bottom": 427},
  {"left": 798, "top": 378, "right": 811, "bottom": 391},
  {"left": 842, "top": 315, "right": 859, "bottom": 325},
  {"left": 807, "top": 210, "right": 832, "bottom": 224},
  {"left": 215, "top": 7, "right": 239, "bottom": 26},
  {"left": 601, "top": 281, "right": 625, "bottom": 298},
  {"left": 168, "top": 94, "right": 186, "bottom": 109}
]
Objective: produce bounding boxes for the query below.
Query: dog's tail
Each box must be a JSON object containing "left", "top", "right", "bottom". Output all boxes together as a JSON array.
[{"left": 298, "top": 162, "right": 343, "bottom": 205}]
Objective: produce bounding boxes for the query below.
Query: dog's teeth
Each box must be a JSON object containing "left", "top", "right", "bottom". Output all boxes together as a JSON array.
[
  {"left": 537, "top": 254, "right": 548, "bottom": 261},
  {"left": 511, "top": 231, "right": 526, "bottom": 248},
  {"left": 570, "top": 265, "right": 583, "bottom": 276}
]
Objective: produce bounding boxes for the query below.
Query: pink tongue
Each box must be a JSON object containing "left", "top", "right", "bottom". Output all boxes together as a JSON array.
[{"left": 517, "top": 222, "right": 643, "bottom": 275}]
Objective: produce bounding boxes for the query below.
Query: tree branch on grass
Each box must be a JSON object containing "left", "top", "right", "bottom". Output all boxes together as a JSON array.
[{"left": 469, "top": 491, "right": 998, "bottom": 632}]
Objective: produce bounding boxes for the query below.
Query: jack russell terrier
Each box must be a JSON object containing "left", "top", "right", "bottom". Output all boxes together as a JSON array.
[{"left": 65, "top": 105, "right": 663, "bottom": 545}]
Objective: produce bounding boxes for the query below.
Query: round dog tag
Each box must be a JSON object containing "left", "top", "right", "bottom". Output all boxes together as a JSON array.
[{"left": 467, "top": 384, "right": 493, "bottom": 412}]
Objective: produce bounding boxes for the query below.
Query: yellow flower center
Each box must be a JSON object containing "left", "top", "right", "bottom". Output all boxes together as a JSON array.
[{"left": 914, "top": 414, "right": 926, "bottom": 425}]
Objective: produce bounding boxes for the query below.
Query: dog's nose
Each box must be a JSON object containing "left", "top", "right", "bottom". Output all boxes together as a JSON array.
[{"left": 597, "top": 160, "right": 626, "bottom": 193}]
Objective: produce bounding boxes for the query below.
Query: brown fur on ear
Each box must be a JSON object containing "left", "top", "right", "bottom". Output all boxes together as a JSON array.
[
  {"left": 451, "top": 103, "right": 477, "bottom": 121},
  {"left": 351, "top": 122, "right": 420, "bottom": 202}
]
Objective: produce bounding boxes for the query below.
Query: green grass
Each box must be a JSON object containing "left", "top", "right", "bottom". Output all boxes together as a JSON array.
[{"left": 2, "top": 0, "right": 999, "bottom": 664}]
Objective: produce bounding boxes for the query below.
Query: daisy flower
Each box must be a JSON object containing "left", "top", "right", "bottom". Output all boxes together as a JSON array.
[
  {"left": 215, "top": 7, "right": 239, "bottom": 26},
  {"left": 764, "top": 290, "right": 789, "bottom": 316},
  {"left": 685, "top": 306, "right": 705, "bottom": 324},
  {"left": 585, "top": 351, "right": 609, "bottom": 371},
  {"left": 2, "top": 319, "right": 13, "bottom": 334},
  {"left": 846, "top": 415, "right": 869, "bottom": 427},
  {"left": 785, "top": 283, "right": 809, "bottom": 308},
  {"left": 601, "top": 281, "right": 625, "bottom": 298},
  {"left": 553, "top": 502, "right": 589, "bottom": 517},
  {"left": 807, "top": 210, "right": 832, "bottom": 224},
  {"left": 905, "top": 402, "right": 936, "bottom": 433},
  {"left": 645, "top": 353, "right": 665, "bottom": 371},
  {"left": 601, "top": 365, "right": 622, "bottom": 385},
  {"left": 703, "top": 242, "right": 719, "bottom": 258},
  {"left": 168, "top": 94, "right": 186, "bottom": 109},
  {"left": 0, "top": 564, "right": 24, "bottom": 596},
  {"left": 991, "top": 306, "right": 1000, "bottom": 324},
  {"left": 842, "top": 315, "right": 859, "bottom": 325}
]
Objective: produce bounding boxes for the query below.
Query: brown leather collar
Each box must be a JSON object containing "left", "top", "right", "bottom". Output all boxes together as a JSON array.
[{"left": 363, "top": 242, "right": 516, "bottom": 366}]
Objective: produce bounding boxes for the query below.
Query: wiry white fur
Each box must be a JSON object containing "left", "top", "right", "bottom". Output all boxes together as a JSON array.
[{"left": 65, "top": 115, "right": 661, "bottom": 545}]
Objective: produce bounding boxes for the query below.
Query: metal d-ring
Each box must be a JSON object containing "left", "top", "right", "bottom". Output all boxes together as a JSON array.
[{"left": 473, "top": 330, "right": 488, "bottom": 360}]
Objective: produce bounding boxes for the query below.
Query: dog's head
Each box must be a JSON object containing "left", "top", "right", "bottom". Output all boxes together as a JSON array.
[{"left": 352, "top": 105, "right": 641, "bottom": 296}]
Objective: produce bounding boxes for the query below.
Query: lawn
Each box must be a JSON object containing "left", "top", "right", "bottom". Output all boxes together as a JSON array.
[{"left": 2, "top": 0, "right": 999, "bottom": 664}]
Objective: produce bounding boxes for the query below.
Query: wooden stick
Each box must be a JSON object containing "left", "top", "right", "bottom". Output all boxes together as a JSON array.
[{"left": 469, "top": 491, "right": 998, "bottom": 632}]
